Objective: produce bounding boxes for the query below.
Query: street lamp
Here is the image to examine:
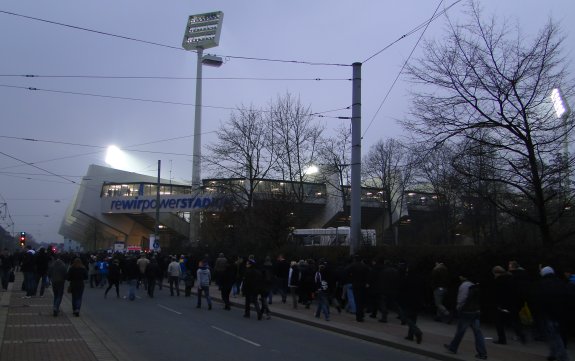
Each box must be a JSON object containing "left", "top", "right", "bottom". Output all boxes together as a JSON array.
[{"left": 182, "top": 11, "right": 224, "bottom": 244}]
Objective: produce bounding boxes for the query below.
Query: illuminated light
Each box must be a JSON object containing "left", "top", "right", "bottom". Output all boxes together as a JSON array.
[
  {"left": 407, "top": 193, "right": 416, "bottom": 196},
  {"left": 304, "top": 165, "right": 319, "bottom": 175},
  {"left": 105, "top": 145, "right": 127, "bottom": 169},
  {"left": 182, "top": 11, "right": 224, "bottom": 51},
  {"left": 551, "top": 88, "right": 570, "bottom": 119}
]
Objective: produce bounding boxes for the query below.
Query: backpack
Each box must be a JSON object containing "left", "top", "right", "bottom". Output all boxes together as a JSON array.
[{"left": 461, "top": 283, "right": 481, "bottom": 312}]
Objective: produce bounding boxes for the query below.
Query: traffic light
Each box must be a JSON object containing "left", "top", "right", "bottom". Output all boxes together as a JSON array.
[{"left": 19, "top": 232, "right": 26, "bottom": 246}]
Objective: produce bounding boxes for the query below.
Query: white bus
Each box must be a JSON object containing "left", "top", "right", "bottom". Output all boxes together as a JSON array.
[{"left": 289, "top": 227, "right": 376, "bottom": 246}]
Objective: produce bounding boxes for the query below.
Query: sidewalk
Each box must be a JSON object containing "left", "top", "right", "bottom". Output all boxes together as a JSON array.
[{"left": 1, "top": 273, "right": 572, "bottom": 361}]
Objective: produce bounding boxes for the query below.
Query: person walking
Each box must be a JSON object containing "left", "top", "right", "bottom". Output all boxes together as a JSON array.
[
  {"left": 444, "top": 272, "right": 487, "bottom": 360},
  {"left": 48, "top": 255, "right": 68, "bottom": 316},
  {"left": 220, "top": 258, "right": 235, "bottom": 310},
  {"left": 0, "top": 248, "right": 14, "bottom": 291},
  {"left": 213, "top": 253, "right": 227, "bottom": 289},
  {"left": 314, "top": 264, "right": 331, "bottom": 321},
  {"left": 399, "top": 262, "right": 424, "bottom": 344},
  {"left": 345, "top": 255, "right": 370, "bottom": 322},
  {"left": 105, "top": 258, "right": 122, "bottom": 298},
  {"left": 431, "top": 262, "right": 452, "bottom": 323},
  {"left": 20, "top": 246, "right": 37, "bottom": 298},
  {"left": 242, "top": 259, "right": 263, "bottom": 319},
  {"left": 35, "top": 247, "right": 50, "bottom": 297},
  {"left": 532, "top": 266, "right": 570, "bottom": 361},
  {"left": 196, "top": 261, "right": 213, "bottom": 309},
  {"left": 67, "top": 258, "right": 88, "bottom": 317},
  {"left": 123, "top": 256, "right": 140, "bottom": 301},
  {"left": 145, "top": 258, "right": 160, "bottom": 298},
  {"left": 288, "top": 261, "right": 300, "bottom": 309},
  {"left": 167, "top": 256, "right": 182, "bottom": 296},
  {"left": 136, "top": 253, "right": 150, "bottom": 290},
  {"left": 491, "top": 265, "right": 526, "bottom": 344}
]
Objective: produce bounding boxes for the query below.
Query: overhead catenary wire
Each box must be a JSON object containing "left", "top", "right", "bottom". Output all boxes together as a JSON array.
[
  {"left": 0, "top": 74, "right": 351, "bottom": 82},
  {"left": 362, "top": 0, "right": 463, "bottom": 64},
  {"left": 0, "top": 83, "right": 351, "bottom": 119},
  {"left": 0, "top": 10, "right": 350, "bottom": 67},
  {"left": 363, "top": 0, "right": 446, "bottom": 138}
]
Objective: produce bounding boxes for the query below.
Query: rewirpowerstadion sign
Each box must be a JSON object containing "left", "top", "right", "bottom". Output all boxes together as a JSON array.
[{"left": 101, "top": 195, "right": 225, "bottom": 214}]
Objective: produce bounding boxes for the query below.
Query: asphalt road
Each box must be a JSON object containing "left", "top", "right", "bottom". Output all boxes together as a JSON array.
[{"left": 78, "top": 284, "right": 429, "bottom": 361}]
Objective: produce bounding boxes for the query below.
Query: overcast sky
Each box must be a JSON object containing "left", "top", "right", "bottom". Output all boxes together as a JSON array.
[{"left": 0, "top": 0, "right": 573, "bottom": 244}]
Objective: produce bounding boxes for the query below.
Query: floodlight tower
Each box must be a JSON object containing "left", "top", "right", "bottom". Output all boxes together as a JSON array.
[
  {"left": 182, "top": 11, "right": 224, "bottom": 244},
  {"left": 551, "top": 88, "right": 572, "bottom": 197}
]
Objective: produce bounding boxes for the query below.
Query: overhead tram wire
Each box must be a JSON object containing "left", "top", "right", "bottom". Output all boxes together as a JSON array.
[
  {"left": 0, "top": 10, "right": 350, "bottom": 67},
  {"left": 362, "top": 0, "right": 446, "bottom": 138},
  {"left": 0, "top": 74, "right": 351, "bottom": 82},
  {"left": 361, "top": 0, "right": 463, "bottom": 64},
  {"left": 0, "top": 83, "right": 350, "bottom": 120}
]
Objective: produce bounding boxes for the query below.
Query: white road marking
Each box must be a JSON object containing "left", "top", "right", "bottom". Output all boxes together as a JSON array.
[
  {"left": 157, "top": 304, "right": 183, "bottom": 315},
  {"left": 211, "top": 326, "right": 262, "bottom": 347}
]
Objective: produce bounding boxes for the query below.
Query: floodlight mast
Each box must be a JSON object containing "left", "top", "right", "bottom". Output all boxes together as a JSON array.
[
  {"left": 551, "top": 88, "right": 572, "bottom": 198},
  {"left": 182, "top": 11, "right": 224, "bottom": 246}
]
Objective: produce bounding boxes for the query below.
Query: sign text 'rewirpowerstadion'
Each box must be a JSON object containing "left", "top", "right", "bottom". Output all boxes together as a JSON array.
[{"left": 103, "top": 196, "right": 224, "bottom": 214}]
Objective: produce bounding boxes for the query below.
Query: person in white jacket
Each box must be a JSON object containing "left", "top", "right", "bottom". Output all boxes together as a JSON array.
[{"left": 167, "top": 257, "right": 182, "bottom": 296}]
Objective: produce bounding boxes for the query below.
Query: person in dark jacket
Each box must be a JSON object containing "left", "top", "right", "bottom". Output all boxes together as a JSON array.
[
  {"left": 399, "top": 262, "right": 424, "bottom": 344},
  {"left": 35, "top": 247, "right": 51, "bottom": 297},
  {"left": 0, "top": 248, "right": 14, "bottom": 291},
  {"left": 123, "top": 256, "right": 140, "bottom": 301},
  {"left": 48, "top": 255, "right": 68, "bottom": 316},
  {"left": 492, "top": 265, "right": 526, "bottom": 344},
  {"left": 532, "top": 266, "right": 569, "bottom": 361},
  {"left": 431, "top": 261, "right": 451, "bottom": 323},
  {"left": 220, "top": 258, "right": 236, "bottom": 310},
  {"left": 105, "top": 258, "right": 122, "bottom": 298},
  {"left": 242, "top": 259, "right": 263, "bottom": 319},
  {"left": 145, "top": 258, "right": 160, "bottom": 298},
  {"left": 67, "top": 258, "right": 88, "bottom": 316},
  {"left": 345, "top": 255, "right": 370, "bottom": 322},
  {"left": 20, "top": 247, "right": 37, "bottom": 298}
]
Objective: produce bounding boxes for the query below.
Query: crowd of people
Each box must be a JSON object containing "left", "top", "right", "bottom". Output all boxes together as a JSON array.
[{"left": 0, "top": 246, "right": 573, "bottom": 361}]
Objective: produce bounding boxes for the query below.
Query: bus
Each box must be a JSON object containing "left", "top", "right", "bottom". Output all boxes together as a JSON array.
[{"left": 289, "top": 227, "right": 376, "bottom": 246}]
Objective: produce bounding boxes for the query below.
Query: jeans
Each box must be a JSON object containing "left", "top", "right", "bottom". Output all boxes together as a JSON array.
[
  {"left": 38, "top": 274, "right": 49, "bottom": 296},
  {"left": 433, "top": 287, "right": 450, "bottom": 318},
  {"left": 127, "top": 279, "right": 137, "bottom": 300},
  {"left": 446, "top": 311, "right": 487, "bottom": 357},
  {"left": 543, "top": 318, "right": 569, "bottom": 361},
  {"left": 315, "top": 291, "right": 330, "bottom": 320},
  {"left": 24, "top": 271, "right": 37, "bottom": 296},
  {"left": 197, "top": 285, "right": 212, "bottom": 308},
  {"left": 169, "top": 276, "right": 180, "bottom": 296},
  {"left": 344, "top": 284, "right": 356, "bottom": 313},
  {"left": 52, "top": 282, "right": 65, "bottom": 312},
  {"left": 71, "top": 285, "right": 85, "bottom": 312},
  {"left": 244, "top": 292, "right": 261, "bottom": 317}
]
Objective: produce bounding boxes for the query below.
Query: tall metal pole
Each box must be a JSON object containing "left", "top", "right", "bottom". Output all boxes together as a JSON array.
[
  {"left": 350, "top": 62, "right": 362, "bottom": 255},
  {"left": 192, "top": 48, "right": 204, "bottom": 189},
  {"left": 155, "top": 160, "right": 161, "bottom": 248},
  {"left": 190, "top": 48, "right": 204, "bottom": 245}
]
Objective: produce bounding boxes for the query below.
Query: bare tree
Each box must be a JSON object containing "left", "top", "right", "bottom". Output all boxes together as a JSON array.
[
  {"left": 270, "top": 93, "right": 324, "bottom": 227},
  {"left": 205, "top": 105, "right": 278, "bottom": 209},
  {"left": 413, "top": 144, "right": 464, "bottom": 244},
  {"left": 363, "top": 138, "right": 415, "bottom": 245},
  {"left": 316, "top": 123, "right": 352, "bottom": 216},
  {"left": 404, "top": 2, "right": 575, "bottom": 246}
]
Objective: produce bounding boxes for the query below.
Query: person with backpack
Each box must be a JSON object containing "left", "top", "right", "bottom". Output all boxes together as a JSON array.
[{"left": 444, "top": 272, "right": 487, "bottom": 360}]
